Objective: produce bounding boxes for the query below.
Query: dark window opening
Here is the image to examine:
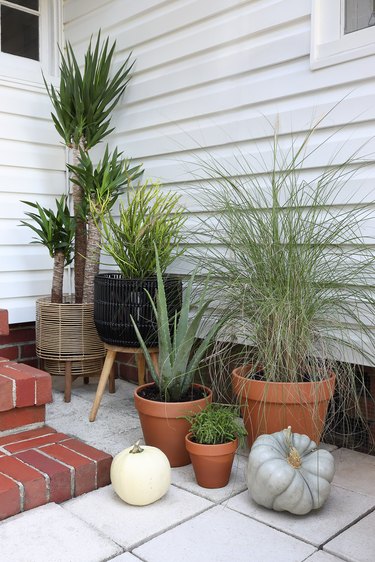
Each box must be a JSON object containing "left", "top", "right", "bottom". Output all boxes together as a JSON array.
[{"left": 1, "top": 5, "right": 39, "bottom": 61}]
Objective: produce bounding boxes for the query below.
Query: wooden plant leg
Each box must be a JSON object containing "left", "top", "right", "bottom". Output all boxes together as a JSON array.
[
  {"left": 89, "top": 349, "right": 117, "bottom": 422},
  {"left": 109, "top": 365, "right": 116, "bottom": 394},
  {"left": 136, "top": 353, "right": 146, "bottom": 386},
  {"left": 64, "top": 361, "right": 72, "bottom": 403}
]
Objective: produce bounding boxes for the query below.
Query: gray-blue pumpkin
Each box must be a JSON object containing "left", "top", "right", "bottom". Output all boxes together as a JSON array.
[{"left": 247, "top": 427, "right": 335, "bottom": 515}]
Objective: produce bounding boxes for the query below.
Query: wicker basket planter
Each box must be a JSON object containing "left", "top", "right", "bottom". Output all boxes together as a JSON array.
[
  {"left": 94, "top": 273, "right": 182, "bottom": 347},
  {"left": 36, "top": 296, "right": 105, "bottom": 376}
]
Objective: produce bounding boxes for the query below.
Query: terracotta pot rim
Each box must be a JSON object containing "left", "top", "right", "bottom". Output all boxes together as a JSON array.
[
  {"left": 134, "top": 382, "right": 211, "bottom": 405},
  {"left": 232, "top": 365, "right": 335, "bottom": 386},
  {"left": 185, "top": 432, "right": 238, "bottom": 451}
]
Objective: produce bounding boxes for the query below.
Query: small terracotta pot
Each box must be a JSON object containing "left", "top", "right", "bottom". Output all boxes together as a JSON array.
[
  {"left": 185, "top": 433, "right": 238, "bottom": 488},
  {"left": 134, "top": 383, "right": 212, "bottom": 467},
  {"left": 232, "top": 366, "right": 336, "bottom": 447}
]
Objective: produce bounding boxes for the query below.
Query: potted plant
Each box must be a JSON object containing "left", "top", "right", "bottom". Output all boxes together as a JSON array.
[
  {"left": 21, "top": 33, "right": 137, "bottom": 390},
  {"left": 131, "top": 250, "right": 224, "bottom": 467},
  {"left": 194, "top": 117, "right": 375, "bottom": 447},
  {"left": 94, "top": 181, "right": 186, "bottom": 347},
  {"left": 185, "top": 403, "right": 247, "bottom": 488}
]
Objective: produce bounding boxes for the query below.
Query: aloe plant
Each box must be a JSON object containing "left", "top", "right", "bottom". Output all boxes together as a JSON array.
[
  {"left": 44, "top": 31, "right": 134, "bottom": 302},
  {"left": 67, "top": 147, "right": 143, "bottom": 302},
  {"left": 20, "top": 196, "right": 75, "bottom": 303},
  {"left": 131, "top": 250, "right": 223, "bottom": 401}
]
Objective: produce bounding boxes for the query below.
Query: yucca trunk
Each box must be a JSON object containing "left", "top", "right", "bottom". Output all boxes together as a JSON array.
[
  {"left": 83, "top": 217, "right": 101, "bottom": 304},
  {"left": 71, "top": 144, "right": 87, "bottom": 303},
  {"left": 51, "top": 250, "right": 65, "bottom": 303}
]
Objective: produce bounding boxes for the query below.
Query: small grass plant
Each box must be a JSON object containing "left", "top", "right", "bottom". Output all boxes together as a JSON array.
[{"left": 185, "top": 403, "right": 247, "bottom": 445}]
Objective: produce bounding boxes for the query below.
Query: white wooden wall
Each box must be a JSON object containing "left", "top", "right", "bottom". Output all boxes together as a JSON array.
[{"left": 3, "top": 0, "right": 375, "bottom": 332}]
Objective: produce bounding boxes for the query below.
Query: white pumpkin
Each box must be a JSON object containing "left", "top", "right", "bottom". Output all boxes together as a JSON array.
[
  {"left": 110, "top": 441, "right": 171, "bottom": 506},
  {"left": 247, "top": 427, "right": 335, "bottom": 515}
]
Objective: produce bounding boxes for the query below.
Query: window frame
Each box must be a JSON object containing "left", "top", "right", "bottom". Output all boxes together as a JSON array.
[
  {"left": 311, "top": 0, "right": 375, "bottom": 69},
  {"left": 0, "top": 0, "right": 61, "bottom": 87}
]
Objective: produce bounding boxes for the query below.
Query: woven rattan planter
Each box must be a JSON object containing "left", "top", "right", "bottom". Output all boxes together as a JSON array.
[
  {"left": 94, "top": 273, "right": 182, "bottom": 347},
  {"left": 36, "top": 296, "right": 105, "bottom": 376}
]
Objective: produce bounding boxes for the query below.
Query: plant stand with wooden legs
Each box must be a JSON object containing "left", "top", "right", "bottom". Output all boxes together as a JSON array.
[{"left": 89, "top": 344, "right": 158, "bottom": 422}]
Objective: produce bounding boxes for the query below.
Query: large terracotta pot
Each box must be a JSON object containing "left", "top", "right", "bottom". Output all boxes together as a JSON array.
[
  {"left": 134, "top": 383, "right": 212, "bottom": 467},
  {"left": 232, "top": 366, "right": 336, "bottom": 447},
  {"left": 185, "top": 433, "right": 238, "bottom": 488}
]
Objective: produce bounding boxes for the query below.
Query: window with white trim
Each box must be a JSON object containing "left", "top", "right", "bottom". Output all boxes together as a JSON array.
[
  {"left": 311, "top": 0, "right": 375, "bottom": 69},
  {"left": 0, "top": 0, "right": 61, "bottom": 85}
]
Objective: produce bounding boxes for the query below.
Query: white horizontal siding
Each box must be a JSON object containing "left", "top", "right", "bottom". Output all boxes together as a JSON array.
[
  {"left": 0, "top": 79, "right": 66, "bottom": 322},
  {"left": 3, "top": 0, "right": 375, "bottom": 340}
]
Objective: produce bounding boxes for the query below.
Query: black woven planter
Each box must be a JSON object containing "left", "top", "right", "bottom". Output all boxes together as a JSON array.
[{"left": 94, "top": 273, "right": 183, "bottom": 347}]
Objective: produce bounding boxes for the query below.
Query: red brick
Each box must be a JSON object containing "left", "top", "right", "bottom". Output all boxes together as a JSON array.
[
  {"left": 4, "top": 432, "right": 70, "bottom": 454},
  {"left": 0, "top": 346, "right": 18, "bottom": 361},
  {"left": 0, "top": 426, "right": 56, "bottom": 447},
  {"left": 20, "top": 343, "right": 36, "bottom": 359},
  {"left": 0, "top": 374, "right": 14, "bottom": 412},
  {"left": 0, "top": 357, "right": 9, "bottom": 363},
  {"left": 0, "top": 456, "right": 47, "bottom": 511},
  {"left": 0, "top": 363, "right": 35, "bottom": 407},
  {"left": 0, "top": 473, "right": 20, "bottom": 520},
  {"left": 63, "top": 439, "right": 112, "bottom": 487},
  {"left": 0, "top": 310, "right": 9, "bottom": 336},
  {"left": 16, "top": 449, "right": 72, "bottom": 504},
  {"left": 0, "top": 327, "right": 35, "bottom": 346},
  {"left": 40, "top": 444, "right": 96, "bottom": 496},
  {"left": 0, "top": 405, "right": 45, "bottom": 431},
  {"left": 34, "top": 371, "right": 52, "bottom": 405}
]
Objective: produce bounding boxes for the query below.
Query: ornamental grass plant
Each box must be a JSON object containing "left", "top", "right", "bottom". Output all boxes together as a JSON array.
[{"left": 191, "top": 116, "right": 375, "bottom": 443}]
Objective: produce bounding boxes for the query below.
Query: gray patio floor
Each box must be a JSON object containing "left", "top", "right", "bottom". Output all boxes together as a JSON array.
[{"left": 1, "top": 376, "right": 374, "bottom": 562}]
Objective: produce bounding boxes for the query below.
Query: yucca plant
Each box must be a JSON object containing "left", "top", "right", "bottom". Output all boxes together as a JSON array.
[
  {"left": 100, "top": 182, "right": 186, "bottom": 278},
  {"left": 44, "top": 31, "right": 133, "bottom": 302},
  {"left": 131, "top": 249, "right": 224, "bottom": 401},
  {"left": 67, "top": 147, "right": 143, "bottom": 302},
  {"left": 20, "top": 196, "right": 74, "bottom": 303}
]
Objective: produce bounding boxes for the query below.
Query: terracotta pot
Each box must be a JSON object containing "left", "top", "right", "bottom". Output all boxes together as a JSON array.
[
  {"left": 232, "top": 366, "right": 336, "bottom": 447},
  {"left": 134, "top": 383, "right": 212, "bottom": 467},
  {"left": 185, "top": 433, "right": 238, "bottom": 488}
]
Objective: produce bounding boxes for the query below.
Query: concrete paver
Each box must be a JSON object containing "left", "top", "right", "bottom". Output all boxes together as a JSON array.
[
  {"left": 332, "top": 448, "right": 375, "bottom": 498},
  {"left": 226, "top": 485, "right": 375, "bottom": 547},
  {"left": 324, "top": 510, "right": 375, "bottom": 562},
  {"left": 172, "top": 452, "right": 248, "bottom": 502},
  {"left": 1, "top": 379, "right": 373, "bottom": 562},
  {"left": 133, "top": 504, "right": 317, "bottom": 562},
  {"left": 64, "top": 482, "right": 213, "bottom": 549},
  {"left": 0, "top": 503, "right": 121, "bottom": 562}
]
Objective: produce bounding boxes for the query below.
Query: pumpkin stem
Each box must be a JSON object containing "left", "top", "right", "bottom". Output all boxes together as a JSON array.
[
  {"left": 283, "top": 426, "right": 302, "bottom": 469},
  {"left": 130, "top": 440, "right": 144, "bottom": 454}
]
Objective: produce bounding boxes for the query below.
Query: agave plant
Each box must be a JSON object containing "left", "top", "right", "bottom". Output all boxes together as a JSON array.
[
  {"left": 131, "top": 250, "right": 223, "bottom": 402},
  {"left": 44, "top": 31, "right": 133, "bottom": 302},
  {"left": 67, "top": 146, "right": 143, "bottom": 302},
  {"left": 20, "top": 196, "right": 74, "bottom": 303}
]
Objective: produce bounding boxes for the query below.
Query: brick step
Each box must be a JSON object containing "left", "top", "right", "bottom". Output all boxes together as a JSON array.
[
  {"left": 0, "top": 426, "right": 112, "bottom": 520},
  {"left": 0, "top": 360, "right": 52, "bottom": 431}
]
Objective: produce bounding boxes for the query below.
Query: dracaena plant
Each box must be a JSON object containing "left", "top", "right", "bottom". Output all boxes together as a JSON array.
[
  {"left": 44, "top": 31, "right": 133, "bottom": 302},
  {"left": 67, "top": 146, "right": 143, "bottom": 302},
  {"left": 20, "top": 196, "right": 75, "bottom": 303},
  {"left": 100, "top": 182, "right": 186, "bottom": 279},
  {"left": 131, "top": 250, "right": 223, "bottom": 402}
]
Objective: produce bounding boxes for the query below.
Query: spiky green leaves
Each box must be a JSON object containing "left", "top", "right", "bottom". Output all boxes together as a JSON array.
[
  {"left": 100, "top": 182, "right": 186, "bottom": 279},
  {"left": 44, "top": 31, "right": 133, "bottom": 149},
  {"left": 67, "top": 146, "right": 143, "bottom": 219},
  {"left": 20, "top": 195, "right": 74, "bottom": 264},
  {"left": 131, "top": 249, "right": 224, "bottom": 402}
]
